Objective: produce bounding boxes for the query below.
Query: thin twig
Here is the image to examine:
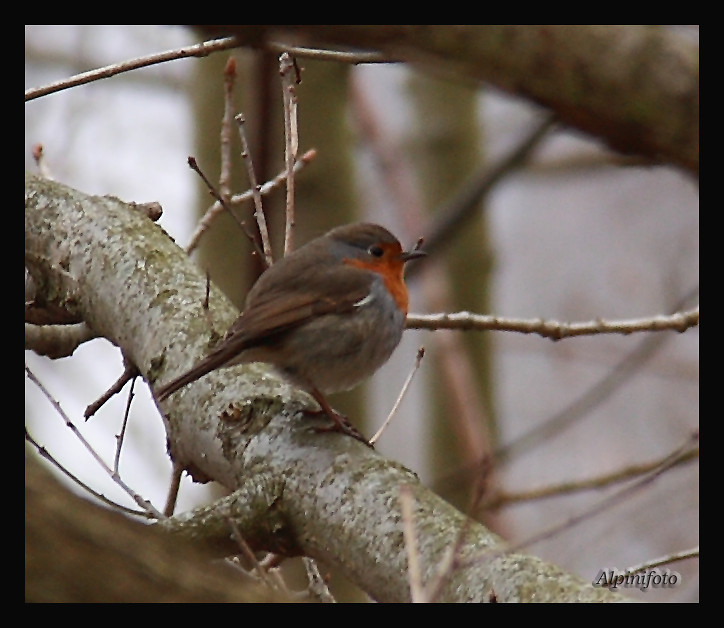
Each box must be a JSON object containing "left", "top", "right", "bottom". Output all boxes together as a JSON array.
[
  {"left": 219, "top": 56, "right": 238, "bottom": 201},
  {"left": 523, "top": 431, "right": 698, "bottom": 550},
  {"left": 204, "top": 271, "right": 211, "bottom": 310},
  {"left": 224, "top": 512, "right": 278, "bottom": 590},
  {"left": 370, "top": 347, "right": 425, "bottom": 445},
  {"left": 624, "top": 546, "right": 699, "bottom": 575},
  {"left": 266, "top": 42, "right": 394, "bottom": 64},
  {"left": 481, "top": 446, "right": 698, "bottom": 510},
  {"left": 406, "top": 306, "right": 700, "bottom": 339},
  {"left": 399, "top": 486, "right": 425, "bottom": 602},
  {"left": 302, "top": 558, "right": 337, "bottom": 603},
  {"left": 164, "top": 462, "right": 184, "bottom": 517},
  {"left": 187, "top": 155, "right": 267, "bottom": 263},
  {"left": 494, "top": 286, "right": 699, "bottom": 465},
  {"left": 422, "top": 539, "right": 462, "bottom": 604},
  {"left": 431, "top": 289, "right": 699, "bottom": 497},
  {"left": 485, "top": 431, "right": 699, "bottom": 560},
  {"left": 266, "top": 565, "right": 295, "bottom": 597},
  {"left": 84, "top": 358, "right": 139, "bottom": 419},
  {"left": 25, "top": 37, "right": 241, "bottom": 101},
  {"left": 422, "top": 461, "right": 492, "bottom": 603},
  {"left": 202, "top": 271, "right": 217, "bottom": 330},
  {"left": 25, "top": 364, "right": 163, "bottom": 519},
  {"left": 280, "top": 52, "right": 299, "bottom": 255},
  {"left": 185, "top": 148, "right": 317, "bottom": 255},
  {"left": 25, "top": 428, "right": 148, "bottom": 518},
  {"left": 31, "top": 143, "right": 54, "bottom": 179},
  {"left": 113, "top": 375, "right": 137, "bottom": 474},
  {"left": 235, "top": 113, "right": 274, "bottom": 267}
]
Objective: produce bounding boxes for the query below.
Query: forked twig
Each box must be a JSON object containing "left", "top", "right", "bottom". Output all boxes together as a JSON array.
[
  {"left": 185, "top": 149, "right": 316, "bottom": 255},
  {"left": 25, "top": 427, "right": 147, "bottom": 517},
  {"left": 25, "top": 364, "right": 163, "bottom": 519},
  {"left": 187, "top": 155, "right": 267, "bottom": 264}
]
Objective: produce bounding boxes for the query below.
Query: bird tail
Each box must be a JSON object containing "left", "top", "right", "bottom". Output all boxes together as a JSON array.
[{"left": 155, "top": 354, "right": 223, "bottom": 401}]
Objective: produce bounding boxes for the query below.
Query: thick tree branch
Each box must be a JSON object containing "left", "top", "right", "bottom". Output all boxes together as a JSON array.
[
  {"left": 195, "top": 25, "right": 699, "bottom": 175},
  {"left": 24, "top": 321, "right": 97, "bottom": 358},
  {"left": 25, "top": 174, "right": 629, "bottom": 602}
]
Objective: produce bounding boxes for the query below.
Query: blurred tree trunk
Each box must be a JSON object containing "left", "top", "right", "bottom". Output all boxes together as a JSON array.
[{"left": 406, "top": 75, "right": 497, "bottom": 512}]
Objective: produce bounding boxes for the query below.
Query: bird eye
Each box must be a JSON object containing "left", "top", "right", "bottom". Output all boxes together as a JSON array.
[{"left": 368, "top": 245, "right": 384, "bottom": 258}]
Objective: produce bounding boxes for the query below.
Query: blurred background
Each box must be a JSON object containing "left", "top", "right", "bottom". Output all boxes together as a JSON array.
[{"left": 25, "top": 25, "right": 699, "bottom": 601}]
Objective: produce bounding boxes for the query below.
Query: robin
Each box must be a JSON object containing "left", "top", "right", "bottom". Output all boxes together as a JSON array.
[{"left": 155, "top": 222, "right": 425, "bottom": 444}]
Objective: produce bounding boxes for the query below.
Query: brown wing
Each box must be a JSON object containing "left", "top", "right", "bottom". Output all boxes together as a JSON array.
[
  {"left": 222, "top": 276, "right": 370, "bottom": 345},
  {"left": 227, "top": 239, "right": 373, "bottom": 343},
  {"left": 156, "top": 259, "right": 371, "bottom": 401}
]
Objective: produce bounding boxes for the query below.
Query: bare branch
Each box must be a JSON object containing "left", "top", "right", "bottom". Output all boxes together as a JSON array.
[
  {"left": 187, "top": 155, "right": 267, "bottom": 263},
  {"left": 164, "top": 462, "right": 184, "bottom": 518},
  {"left": 370, "top": 347, "right": 425, "bottom": 446},
  {"left": 624, "top": 546, "right": 699, "bottom": 575},
  {"left": 25, "top": 364, "right": 163, "bottom": 519},
  {"left": 280, "top": 52, "right": 299, "bottom": 255},
  {"left": 235, "top": 114, "right": 274, "bottom": 267},
  {"left": 406, "top": 306, "right": 700, "bottom": 339},
  {"left": 266, "top": 41, "right": 394, "bottom": 64},
  {"left": 302, "top": 558, "right": 337, "bottom": 603},
  {"left": 501, "top": 432, "right": 699, "bottom": 554},
  {"left": 219, "top": 56, "right": 238, "bottom": 201},
  {"left": 25, "top": 428, "right": 147, "bottom": 518},
  {"left": 185, "top": 148, "right": 316, "bottom": 255},
  {"left": 112, "top": 375, "right": 137, "bottom": 474},
  {"left": 25, "top": 37, "right": 241, "bottom": 101},
  {"left": 482, "top": 446, "right": 698, "bottom": 510},
  {"left": 225, "top": 513, "right": 278, "bottom": 591},
  {"left": 84, "top": 357, "right": 139, "bottom": 419},
  {"left": 494, "top": 288, "right": 699, "bottom": 465}
]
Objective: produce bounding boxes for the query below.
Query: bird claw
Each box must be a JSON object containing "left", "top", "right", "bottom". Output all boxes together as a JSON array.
[{"left": 304, "top": 408, "right": 373, "bottom": 448}]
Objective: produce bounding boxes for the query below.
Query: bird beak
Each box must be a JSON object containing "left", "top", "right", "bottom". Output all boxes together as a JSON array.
[{"left": 400, "top": 249, "right": 426, "bottom": 262}]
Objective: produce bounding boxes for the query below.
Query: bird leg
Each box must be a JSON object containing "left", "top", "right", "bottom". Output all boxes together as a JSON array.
[{"left": 307, "top": 388, "right": 372, "bottom": 448}]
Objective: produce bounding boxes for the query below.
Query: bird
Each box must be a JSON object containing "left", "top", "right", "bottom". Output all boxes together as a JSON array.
[{"left": 155, "top": 222, "right": 425, "bottom": 444}]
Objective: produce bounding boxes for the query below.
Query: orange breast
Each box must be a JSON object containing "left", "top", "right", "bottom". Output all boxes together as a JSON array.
[{"left": 343, "top": 256, "right": 409, "bottom": 314}]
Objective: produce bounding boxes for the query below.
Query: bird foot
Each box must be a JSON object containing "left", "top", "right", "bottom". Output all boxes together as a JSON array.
[
  {"left": 303, "top": 407, "right": 373, "bottom": 448},
  {"left": 304, "top": 388, "right": 373, "bottom": 447}
]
